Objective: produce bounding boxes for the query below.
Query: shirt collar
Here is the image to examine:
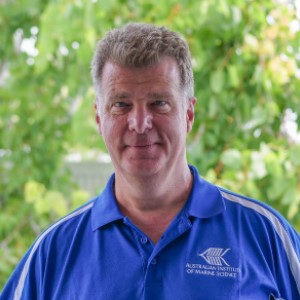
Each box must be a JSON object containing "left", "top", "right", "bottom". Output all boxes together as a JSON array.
[
  {"left": 184, "top": 165, "right": 225, "bottom": 218},
  {"left": 91, "top": 174, "right": 124, "bottom": 231},
  {"left": 91, "top": 165, "right": 225, "bottom": 231}
]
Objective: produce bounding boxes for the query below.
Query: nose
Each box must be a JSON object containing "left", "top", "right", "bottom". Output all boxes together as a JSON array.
[{"left": 128, "top": 106, "right": 153, "bottom": 134}]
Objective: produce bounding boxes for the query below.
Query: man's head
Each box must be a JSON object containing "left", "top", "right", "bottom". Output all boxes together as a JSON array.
[
  {"left": 91, "top": 23, "right": 194, "bottom": 102},
  {"left": 91, "top": 23, "right": 196, "bottom": 179}
]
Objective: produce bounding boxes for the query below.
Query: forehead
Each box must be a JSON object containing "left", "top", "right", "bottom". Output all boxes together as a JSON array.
[{"left": 100, "top": 57, "right": 181, "bottom": 94}]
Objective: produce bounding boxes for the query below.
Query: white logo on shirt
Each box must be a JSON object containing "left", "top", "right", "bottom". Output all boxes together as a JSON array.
[
  {"left": 185, "top": 247, "right": 240, "bottom": 278},
  {"left": 198, "top": 248, "right": 230, "bottom": 266}
]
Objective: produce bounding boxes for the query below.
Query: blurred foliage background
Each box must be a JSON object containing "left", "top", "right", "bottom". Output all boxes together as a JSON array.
[{"left": 1, "top": 0, "right": 300, "bottom": 288}]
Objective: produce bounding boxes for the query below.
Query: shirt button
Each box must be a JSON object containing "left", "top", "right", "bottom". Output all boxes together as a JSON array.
[
  {"left": 151, "top": 258, "right": 157, "bottom": 265},
  {"left": 140, "top": 237, "right": 148, "bottom": 244}
]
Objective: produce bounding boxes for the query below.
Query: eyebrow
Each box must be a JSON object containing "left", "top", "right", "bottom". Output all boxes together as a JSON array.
[
  {"left": 107, "top": 92, "right": 130, "bottom": 101},
  {"left": 106, "top": 91, "right": 173, "bottom": 102},
  {"left": 147, "top": 92, "right": 172, "bottom": 99}
]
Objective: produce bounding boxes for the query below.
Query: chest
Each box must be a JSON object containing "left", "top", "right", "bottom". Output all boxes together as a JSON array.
[{"left": 41, "top": 218, "right": 286, "bottom": 300}]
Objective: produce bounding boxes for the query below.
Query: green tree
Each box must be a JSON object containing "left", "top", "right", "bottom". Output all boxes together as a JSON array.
[{"left": 1, "top": 0, "right": 299, "bottom": 288}]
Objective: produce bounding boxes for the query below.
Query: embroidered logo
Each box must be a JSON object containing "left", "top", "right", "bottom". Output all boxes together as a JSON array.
[
  {"left": 198, "top": 248, "right": 230, "bottom": 266},
  {"left": 186, "top": 247, "right": 240, "bottom": 278}
]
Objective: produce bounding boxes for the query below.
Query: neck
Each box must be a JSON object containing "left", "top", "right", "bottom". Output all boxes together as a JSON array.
[{"left": 114, "top": 164, "right": 193, "bottom": 243}]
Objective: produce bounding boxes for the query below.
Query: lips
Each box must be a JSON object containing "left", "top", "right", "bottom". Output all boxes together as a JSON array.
[
  {"left": 123, "top": 135, "right": 161, "bottom": 150},
  {"left": 126, "top": 143, "right": 159, "bottom": 149},
  {"left": 124, "top": 137, "right": 159, "bottom": 147},
  {"left": 131, "top": 144, "right": 155, "bottom": 148},
  {"left": 123, "top": 141, "right": 161, "bottom": 153}
]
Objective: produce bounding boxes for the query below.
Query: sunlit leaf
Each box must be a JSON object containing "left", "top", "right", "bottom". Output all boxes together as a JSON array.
[
  {"left": 221, "top": 149, "right": 242, "bottom": 170},
  {"left": 210, "top": 69, "right": 224, "bottom": 94},
  {"left": 24, "top": 181, "right": 45, "bottom": 204}
]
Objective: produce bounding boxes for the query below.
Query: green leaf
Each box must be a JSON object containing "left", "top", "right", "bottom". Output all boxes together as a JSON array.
[
  {"left": 282, "top": 188, "right": 297, "bottom": 205},
  {"left": 289, "top": 145, "right": 300, "bottom": 167},
  {"left": 208, "top": 96, "right": 219, "bottom": 118},
  {"left": 250, "top": 151, "right": 267, "bottom": 179},
  {"left": 221, "top": 149, "right": 242, "bottom": 170},
  {"left": 24, "top": 181, "right": 45, "bottom": 204},
  {"left": 43, "top": 190, "right": 68, "bottom": 217},
  {"left": 231, "top": 6, "right": 242, "bottom": 25},
  {"left": 71, "top": 189, "right": 90, "bottom": 210},
  {"left": 210, "top": 69, "right": 224, "bottom": 94},
  {"left": 287, "top": 193, "right": 300, "bottom": 219},
  {"left": 227, "top": 65, "right": 240, "bottom": 88}
]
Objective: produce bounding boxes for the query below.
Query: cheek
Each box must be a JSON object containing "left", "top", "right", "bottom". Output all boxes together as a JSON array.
[
  {"left": 101, "top": 116, "right": 125, "bottom": 141},
  {"left": 161, "top": 116, "right": 187, "bottom": 140}
]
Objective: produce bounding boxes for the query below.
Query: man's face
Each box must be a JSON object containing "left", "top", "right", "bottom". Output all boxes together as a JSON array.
[{"left": 95, "top": 57, "right": 196, "bottom": 178}]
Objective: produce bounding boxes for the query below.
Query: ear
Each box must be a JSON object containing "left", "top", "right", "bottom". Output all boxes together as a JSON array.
[
  {"left": 94, "top": 102, "right": 102, "bottom": 135},
  {"left": 186, "top": 97, "right": 196, "bottom": 133}
]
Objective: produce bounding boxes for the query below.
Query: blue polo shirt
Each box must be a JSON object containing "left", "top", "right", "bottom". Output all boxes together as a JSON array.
[{"left": 1, "top": 166, "right": 300, "bottom": 300}]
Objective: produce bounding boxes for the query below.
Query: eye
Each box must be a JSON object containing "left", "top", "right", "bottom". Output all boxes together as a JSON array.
[
  {"left": 153, "top": 100, "right": 167, "bottom": 106},
  {"left": 113, "top": 102, "right": 129, "bottom": 108},
  {"left": 110, "top": 101, "right": 131, "bottom": 114},
  {"left": 151, "top": 100, "right": 171, "bottom": 113}
]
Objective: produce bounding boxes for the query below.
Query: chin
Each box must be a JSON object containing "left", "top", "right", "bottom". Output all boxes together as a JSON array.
[{"left": 123, "top": 159, "right": 164, "bottom": 177}]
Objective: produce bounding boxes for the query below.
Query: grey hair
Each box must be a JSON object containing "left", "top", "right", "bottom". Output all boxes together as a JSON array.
[{"left": 91, "top": 22, "right": 194, "bottom": 100}]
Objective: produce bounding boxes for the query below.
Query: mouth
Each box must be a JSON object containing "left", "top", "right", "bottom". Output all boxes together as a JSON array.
[
  {"left": 133, "top": 144, "right": 154, "bottom": 147},
  {"left": 125, "top": 142, "right": 160, "bottom": 149},
  {"left": 130, "top": 143, "right": 156, "bottom": 148}
]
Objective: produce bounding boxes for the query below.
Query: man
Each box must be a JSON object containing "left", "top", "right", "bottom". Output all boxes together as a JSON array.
[{"left": 1, "top": 23, "right": 299, "bottom": 300}]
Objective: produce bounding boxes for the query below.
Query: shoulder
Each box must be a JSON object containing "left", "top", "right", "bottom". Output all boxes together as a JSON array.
[
  {"left": 217, "top": 187, "right": 300, "bottom": 296},
  {"left": 0, "top": 199, "right": 97, "bottom": 300},
  {"left": 25, "top": 198, "right": 96, "bottom": 263},
  {"left": 34, "top": 199, "right": 96, "bottom": 254},
  {"left": 218, "top": 187, "right": 299, "bottom": 238},
  {"left": 218, "top": 187, "right": 300, "bottom": 264},
  {"left": 41, "top": 199, "right": 94, "bottom": 238}
]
